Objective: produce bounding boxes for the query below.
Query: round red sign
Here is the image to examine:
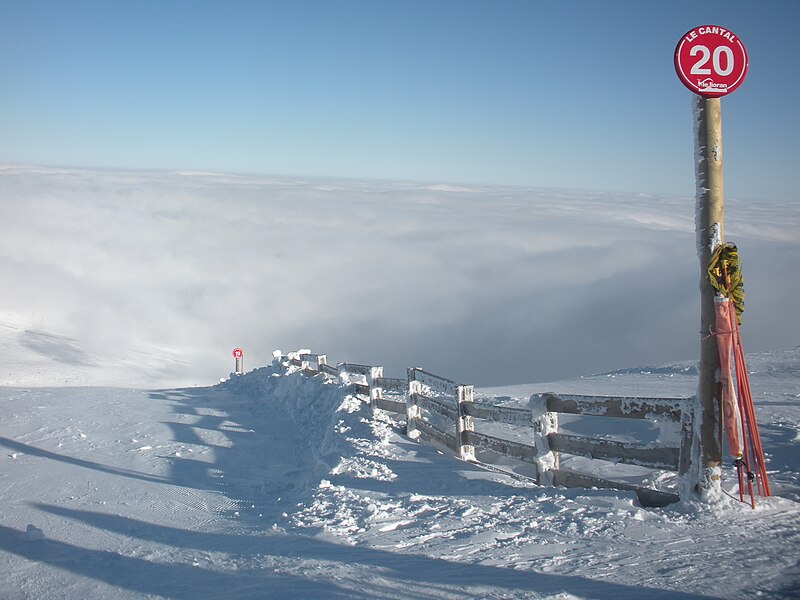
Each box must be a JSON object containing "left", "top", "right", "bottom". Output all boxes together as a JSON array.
[
  {"left": 232, "top": 347, "right": 243, "bottom": 359},
  {"left": 674, "top": 25, "right": 748, "bottom": 97}
]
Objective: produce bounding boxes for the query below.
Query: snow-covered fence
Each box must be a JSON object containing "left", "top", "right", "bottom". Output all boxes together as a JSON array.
[
  {"left": 542, "top": 393, "right": 695, "bottom": 474},
  {"left": 337, "top": 363, "right": 383, "bottom": 396},
  {"left": 319, "top": 362, "right": 339, "bottom": 377},
  {"left": 284, "top": 352, "right": 696, "bottom": 505},
  {"left": 285, "top": 353, "right": 384, "bottom": 395},
  {"left": 300, "top": 353, "right": 327, "bottom": 371},
  {"left": 540, "top": 393, "right": 696, "bottom": 506},
  {"left": 405, "top": 368, "right": 476, "bottom": 461},
  {"left": 286, "top": 350, "right": 326, "bottom": 369},
  {"left": 375, "top": 368, "right": 694, "bottom": 505},
  {"left": 459, "top": 397, "right": 555, "bottom": 482},
  {"left": 371, "top": 376, "right": 406, "bottom": 413}
]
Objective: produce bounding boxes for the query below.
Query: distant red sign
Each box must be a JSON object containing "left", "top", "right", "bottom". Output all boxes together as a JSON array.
[
  {"left": 232, "top": 348, "right": 243, "bottom": 359},
  {"left": 674, "top": 25, "right": 748, "bottom": 97}
]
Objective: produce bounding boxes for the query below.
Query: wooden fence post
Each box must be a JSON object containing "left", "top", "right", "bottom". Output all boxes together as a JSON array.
[
  {"left": 369, "top": 369, "right": 388, "bottom": 410},
  {"left": 456, "top": 384, "right": 476, "bottom": 461},
  {"left": 369, "top": 366, "right": 384, "bottom": 390},
  {"left": 531, "top": 393, "right": 558, "bottom": 485},
  {"left": 300, "top": 353, "right": 327, "bottom": 373},
  {"left": 370, "top": 382, "right": 382, "bottom": 409},
  {"left": 406, "top": 368, "right": 421, "bottom": 439},
  {"left": 678, "top": 396, "right": 698, "bottom": 479}
]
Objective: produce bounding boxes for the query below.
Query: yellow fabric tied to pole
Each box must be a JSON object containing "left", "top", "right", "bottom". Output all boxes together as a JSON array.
[{"left": 708, "top": 242, "right": 744, "bottom": 324}]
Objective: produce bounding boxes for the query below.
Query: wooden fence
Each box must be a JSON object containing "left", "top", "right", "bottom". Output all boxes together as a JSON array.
[{"left": 280, "top": 351, "right": 696, "bottom": 507}]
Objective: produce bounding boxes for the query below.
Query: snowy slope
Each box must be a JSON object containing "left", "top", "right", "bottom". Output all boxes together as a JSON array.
[
  {"left": 1, "top": 350, "right": 798, "bottom": 599},
  {"left": 0, "top": 311, "right": 195, "bottom": 388}
]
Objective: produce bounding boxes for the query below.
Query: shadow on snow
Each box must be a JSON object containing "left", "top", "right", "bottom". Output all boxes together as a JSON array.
[{"left": 1, "top": 368, "right": 726, "bottom": 599}]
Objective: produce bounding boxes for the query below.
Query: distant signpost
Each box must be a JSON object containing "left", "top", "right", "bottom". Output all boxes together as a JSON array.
[
  {"left": 232, "top": 347, "right": 243, "bottom": 374},
  {"left": 674, "top": 25, "right": 748, "bottom": 97},
  {"left": 674, "top": 25, "right": 748, "bottom": 498}
]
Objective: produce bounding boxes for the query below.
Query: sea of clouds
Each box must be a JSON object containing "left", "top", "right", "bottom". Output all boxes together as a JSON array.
[{"left": 1, "top": 165, "right": 798, "bottom": 387}]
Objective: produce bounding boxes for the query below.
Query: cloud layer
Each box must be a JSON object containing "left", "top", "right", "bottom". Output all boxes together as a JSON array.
[{"left": 1, "top": 166, "right": 798, "bottom": 387}]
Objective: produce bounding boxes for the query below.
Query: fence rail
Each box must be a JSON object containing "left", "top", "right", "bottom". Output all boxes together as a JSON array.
[
  {"left": 276, "top": 350, "right": 696, "bottom": 506},
  {"left": 543, "top": 392, "right": 684, "bottom": 420},
  {"left": 464, "top": 402, "right": 534, "bottom": 425},
  {"left": 464, "top": 429, "right": 540, "bottom": 463},
  {"left": 548, "top": 432, "right": 681, "bottom": 471}
]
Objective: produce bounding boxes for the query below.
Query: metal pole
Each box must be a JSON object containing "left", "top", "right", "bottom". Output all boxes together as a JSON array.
[{"left": 695, "top": 95, "right": 724, "bottom": 495}]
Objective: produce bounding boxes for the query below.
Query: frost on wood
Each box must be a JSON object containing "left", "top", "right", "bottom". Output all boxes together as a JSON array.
[
  {"left": 694, "top": 94, "right": 709, "bottom": 260},
  {"left": 529, "top": 394, "right": 558, "bottom": 484}
]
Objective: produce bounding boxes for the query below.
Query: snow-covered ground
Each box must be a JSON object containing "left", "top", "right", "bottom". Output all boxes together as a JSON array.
[{"left": 1, "top": 329, "right": 798, "bottom": 598}]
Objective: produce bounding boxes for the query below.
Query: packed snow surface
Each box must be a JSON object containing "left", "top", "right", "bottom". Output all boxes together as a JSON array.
[{"left": 1, "top": 344, "right": 799, "bottom": 599}]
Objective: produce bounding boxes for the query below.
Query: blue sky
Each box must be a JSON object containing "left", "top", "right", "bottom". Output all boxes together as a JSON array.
[{"left": 2, "top": 0, "right": 798, "bottom": 200}]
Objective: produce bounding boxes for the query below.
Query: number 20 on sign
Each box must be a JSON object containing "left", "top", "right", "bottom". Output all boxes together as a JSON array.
[{"left": 674, "top": 25, "right": 748, "bottom": 97}]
